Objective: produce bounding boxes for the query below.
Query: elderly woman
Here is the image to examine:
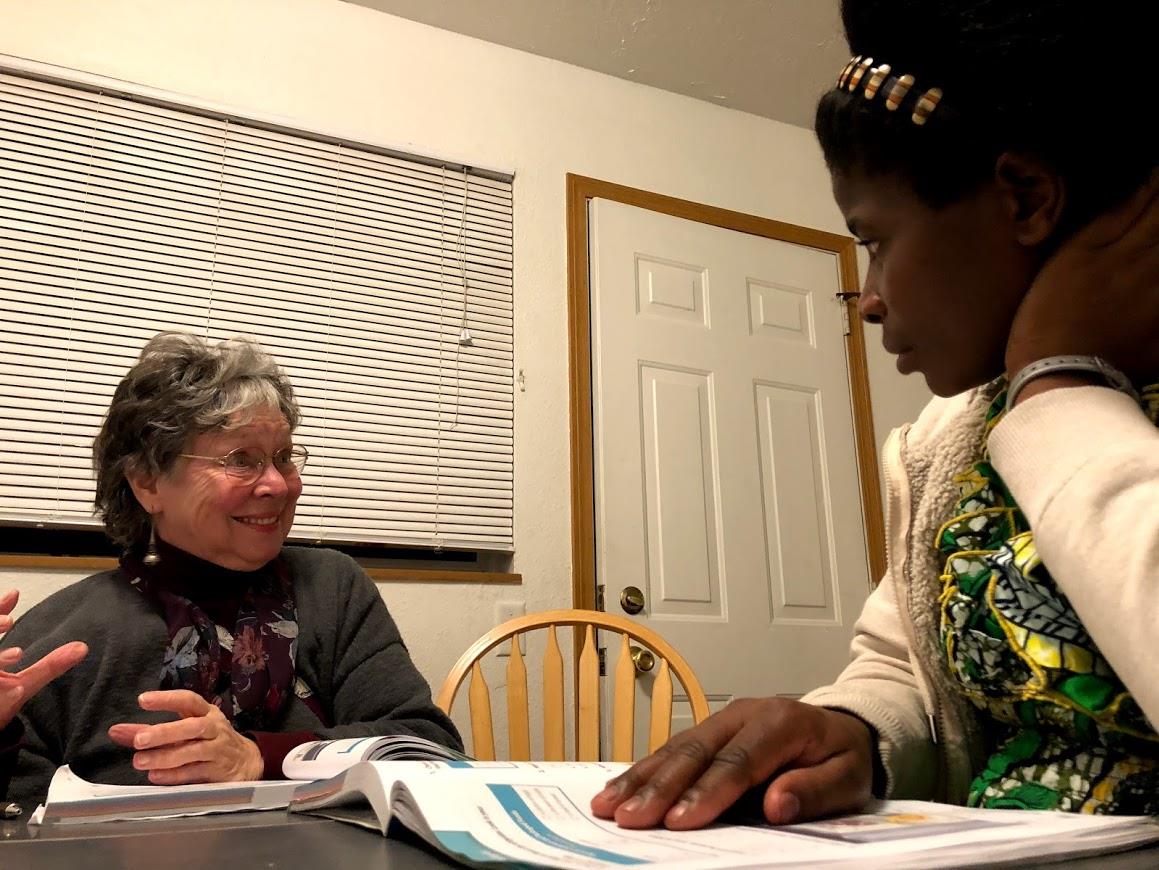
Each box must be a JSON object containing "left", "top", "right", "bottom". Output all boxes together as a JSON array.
[{"left": 0, "top": 332, "right": 461, "bottom": 806}]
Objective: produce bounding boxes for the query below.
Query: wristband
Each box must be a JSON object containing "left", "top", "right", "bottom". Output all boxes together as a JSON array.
[{"left": 1006, "top": 355, "right": 1139, "bottom": 407}]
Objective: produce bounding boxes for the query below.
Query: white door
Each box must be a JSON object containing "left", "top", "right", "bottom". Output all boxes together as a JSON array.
[{"left": 589, "top": 199, "right": 872, "bottom": 753}]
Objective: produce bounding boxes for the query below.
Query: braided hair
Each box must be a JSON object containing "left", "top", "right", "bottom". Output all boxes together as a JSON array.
[{"left": 815, "top": 0, "right": 1155, "bottom": 232}]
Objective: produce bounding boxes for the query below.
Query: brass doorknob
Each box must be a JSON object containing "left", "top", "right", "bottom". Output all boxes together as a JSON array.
[
  {"left": 620, "top": 586, "right": 645, "bottom": 615},
  {"left": 630, "top": 645, "right": 655, "bottom": 673}
]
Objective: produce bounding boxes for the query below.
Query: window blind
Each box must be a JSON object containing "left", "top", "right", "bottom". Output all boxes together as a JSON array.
[{"left": 0, "top": 71, "right": 514, "bottom": 551}]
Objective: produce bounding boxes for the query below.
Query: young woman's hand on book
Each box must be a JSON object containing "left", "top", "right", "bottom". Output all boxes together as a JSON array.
[
  {"left": 108, "top": 690, "right": 264, "bottom": 784},
  {"left": 590, "top": 698, "right": 874, "bottom": 829},
  {"left": 0, "top": 588, "right": 88, "bottom": 731}
]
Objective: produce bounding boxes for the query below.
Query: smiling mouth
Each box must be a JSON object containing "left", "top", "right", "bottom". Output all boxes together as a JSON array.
[{"left": 235, "top": 515, "right": 280, "bottom": 527}]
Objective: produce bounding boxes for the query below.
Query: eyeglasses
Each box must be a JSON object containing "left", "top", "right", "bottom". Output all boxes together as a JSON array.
[{"left": 178, "top": 446, "right": 309, "bottom": 485}]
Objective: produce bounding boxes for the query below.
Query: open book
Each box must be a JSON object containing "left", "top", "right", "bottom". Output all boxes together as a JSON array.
[
  {"left": 33, "top": 733, "right": 467, "bottom": 825},
  {"left": 289, "top": 760, "right": 1159, "bottom": 869},
  {"left": 282, "top": 733, "right": 469, "bottom": 780}
]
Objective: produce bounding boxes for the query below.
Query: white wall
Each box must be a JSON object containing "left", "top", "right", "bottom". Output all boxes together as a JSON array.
[{"left": 0, "top": 0, "right": 931, "bottom": 738}]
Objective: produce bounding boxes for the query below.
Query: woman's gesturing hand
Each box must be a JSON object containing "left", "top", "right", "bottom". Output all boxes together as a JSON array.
[{"left": 0, "top": 588, "right": 88, "bottom": 731}]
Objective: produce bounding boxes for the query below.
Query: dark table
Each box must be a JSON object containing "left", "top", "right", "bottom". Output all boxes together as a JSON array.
[
  {"left": 0, "top": 810, "right": 1156, "bottom": 869},
  {"left": 0, "top": 811, "right": 454, "bottom": 870}
]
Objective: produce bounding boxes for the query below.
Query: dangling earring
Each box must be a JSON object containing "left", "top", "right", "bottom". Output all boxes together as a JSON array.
[{"left": 143, "top": 521, "right": 161, "bottom": 566}]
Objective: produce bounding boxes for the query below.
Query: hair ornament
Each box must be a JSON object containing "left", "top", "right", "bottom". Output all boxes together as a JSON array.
[
  {"left": 836, "top": 55, "right": 860, "bottom": 88},
  {"left": 835, "top": 55, "right": 943, "bottom": 125},
  {"left": 847, "top": 57, "right": 874, "bottom": 91},
  {"left": 911, "top": 87, "right": 943, "bottom": 125},
  {"left": 885, "top": 74, "right": 914, "bottom": 110},
  {"left": 864, "top": 64, "right": 891, "bottom": 99}
]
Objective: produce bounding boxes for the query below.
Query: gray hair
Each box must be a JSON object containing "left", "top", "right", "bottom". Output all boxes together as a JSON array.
[{"left": 93, "top": 331, "right": 301, "bottom": 550}]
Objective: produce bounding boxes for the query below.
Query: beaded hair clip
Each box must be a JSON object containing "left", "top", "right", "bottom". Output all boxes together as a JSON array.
[{"left": 836, "top": 55, "right": 943, "bottom": 126}]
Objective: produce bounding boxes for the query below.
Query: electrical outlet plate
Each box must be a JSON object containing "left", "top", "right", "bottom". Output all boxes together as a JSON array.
[{"left": 494, "top": 601, "right": 525, "bottom": 656}]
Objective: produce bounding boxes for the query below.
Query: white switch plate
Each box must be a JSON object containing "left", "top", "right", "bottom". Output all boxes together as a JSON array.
[{"left": 495, "top": 601, "right": 525, "bottom": 656}]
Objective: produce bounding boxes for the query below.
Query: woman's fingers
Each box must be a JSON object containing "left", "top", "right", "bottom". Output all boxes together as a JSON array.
[
  {"left": 146, "top": 761, "right": 215, "bottom": 786},
  {"left": 136, "top": 689, "right": 214, "bottom": 718},
  {"left": 15, "top": 642, "right": 88, "bottom": 698},
  {"left": 0, "top": 590, "right": 19, "bottom": 619},
  {"left": 0, "top": 641, "right": 86, "bottom": 729},
  {"left": 763, "top": 750, "right": 874, "bottom": 825},
  {"left": 121, "top": 714, "right": 216, "bottom": 750},
  {"left": 133, "top": 734, "right": 217, "bottom": 772},
  {"left": 107, "top": 722, "right": 149, "bottom": 747},
  {"left": 592, "top": 702, "right": 756, "bottom": 825},
  {"left": 594, "top": 699, "right": 876, "bottom": 831}
]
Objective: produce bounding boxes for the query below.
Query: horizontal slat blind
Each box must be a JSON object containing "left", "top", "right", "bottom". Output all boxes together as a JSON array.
[{"left": 0, "top": 71, "right": 514, "bottom": 551}]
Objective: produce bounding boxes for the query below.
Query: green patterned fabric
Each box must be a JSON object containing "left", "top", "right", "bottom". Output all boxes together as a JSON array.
[{"left": 938, "top": 381, "right": 1159, "bottom": 814}]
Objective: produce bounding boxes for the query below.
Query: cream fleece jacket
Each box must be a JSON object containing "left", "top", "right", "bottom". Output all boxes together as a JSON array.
[{"left": 803, "top": 383, "right": 1158, "bottom": 803}]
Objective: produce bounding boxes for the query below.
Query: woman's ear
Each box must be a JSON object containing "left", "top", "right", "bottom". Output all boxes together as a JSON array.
[
  {"left": 994, "top": 152, "right": 1067, "bottom": 246},
  {"left": 126, "top": 467, "right": 161, "bottom": 515}
]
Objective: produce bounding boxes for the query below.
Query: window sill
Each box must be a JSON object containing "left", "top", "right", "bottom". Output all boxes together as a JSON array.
[{"left": 0, "top": 555, "right": 522, "bottom": 584}]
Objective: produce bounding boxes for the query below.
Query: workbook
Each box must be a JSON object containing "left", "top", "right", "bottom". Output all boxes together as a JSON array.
[
  {"left": 32, "top": 734, "right": 468, "bottom": 825},
  {"left": 288, "top": 759, "right": 1159, "bottom": 869},
  {"left": 281, "top": 733, "right": 470, "bottom": 779}
]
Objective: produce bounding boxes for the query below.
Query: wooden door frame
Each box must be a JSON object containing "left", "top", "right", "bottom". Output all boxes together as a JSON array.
[{"left": 566, "top": 173, "right": 885, "bottom": 611}]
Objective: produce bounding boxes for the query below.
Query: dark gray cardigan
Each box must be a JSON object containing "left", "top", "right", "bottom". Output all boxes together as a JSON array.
[{"left": 1, "top": 546, "right": 461, "bottom": 805}]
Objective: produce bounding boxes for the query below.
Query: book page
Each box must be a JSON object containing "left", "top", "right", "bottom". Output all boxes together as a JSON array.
[
  {"left": 290, "top": 759, "right": 630, "bottom": 818},
  {"left": 282, "top": 737, "right": 389, "bottom": 780},
  {"left": 388, "top": 775, "right": 1159, "bottom": 869},
  {"left": 289, "top": 760, "right": 1159, "bottom": 868},
  {"left": 34, "top": 766, "right": 298, "bottom": 826},
  {"left": 282, "top": 735, "right": 468, "bottom": 780}
]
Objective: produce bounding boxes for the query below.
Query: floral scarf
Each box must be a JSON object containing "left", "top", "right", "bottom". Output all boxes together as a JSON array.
[
  {"left": 937, "top": 380, "right": 1159, "bottom": 814},
  {"left": 120, "top": 545, "right": 299, "bottom": 732}
]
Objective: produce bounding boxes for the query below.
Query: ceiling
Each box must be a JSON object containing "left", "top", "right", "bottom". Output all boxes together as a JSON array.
[{"left": 341, "top": 0, "right": 849, "bottom": 129}]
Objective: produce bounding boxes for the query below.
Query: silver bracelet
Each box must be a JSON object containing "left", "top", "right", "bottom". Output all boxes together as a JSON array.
[{"left": 1006, "top": 355, "right": 1140, "bottom": 408}]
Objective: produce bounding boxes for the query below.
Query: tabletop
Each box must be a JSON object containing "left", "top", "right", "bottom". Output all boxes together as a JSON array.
[{"left": 0, "top": 809, "right": 1156, "bottom": 870}]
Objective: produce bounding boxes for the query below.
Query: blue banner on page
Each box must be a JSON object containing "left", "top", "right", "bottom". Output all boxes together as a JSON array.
[{"left": 487, "top": 784, "right": 645, "bottom": 865}]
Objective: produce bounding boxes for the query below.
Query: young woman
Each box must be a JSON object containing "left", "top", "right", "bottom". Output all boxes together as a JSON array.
[{"left": 593, "top": 0, "right": 1159, "bottom": 828}]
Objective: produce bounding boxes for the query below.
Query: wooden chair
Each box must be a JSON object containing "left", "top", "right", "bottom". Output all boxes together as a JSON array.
[{"left": 435, "top": 608, "right": 710, "bottom": 762}]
